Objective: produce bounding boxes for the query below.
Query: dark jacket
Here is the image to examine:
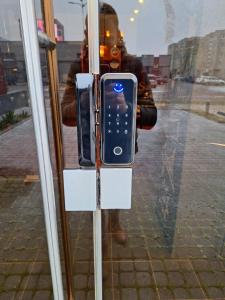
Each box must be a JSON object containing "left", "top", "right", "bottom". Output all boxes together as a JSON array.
[
  {"left": 61, "top": 54, "right": 157, "bottom": 129},
  {"left": 61, "top": 53, "right": 157, "bottom": 165}
]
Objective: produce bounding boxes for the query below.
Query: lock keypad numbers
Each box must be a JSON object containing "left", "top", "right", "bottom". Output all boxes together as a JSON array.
[{"left": 101, "top": 75, "right": 137, "bottom": 165}]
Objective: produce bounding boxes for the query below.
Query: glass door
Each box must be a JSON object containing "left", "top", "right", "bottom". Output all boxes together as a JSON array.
[
  {"left": 21, "top": 0, "right": 225, "bottom": 299},
  {"left": 98, "top": 1, "right": 225, "bottom": 300}
]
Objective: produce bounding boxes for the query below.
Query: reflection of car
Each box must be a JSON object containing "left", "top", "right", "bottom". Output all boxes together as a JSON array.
[
  {"left": 183, "top": 76, "right": 195, "bottom": 83},
  {"left": 147, "top": 74, "right": 157, "bottom": 88},
  {"left": 196, "top": 76, "right": 225, "bottom": 86},
  {"left": 174, "top": 75, "right": 185, "bottom": 81}
]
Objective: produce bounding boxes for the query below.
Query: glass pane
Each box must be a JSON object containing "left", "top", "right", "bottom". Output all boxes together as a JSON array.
[
  {"left": 101, "top": 1, "right": 225, "bottom": 299},
  {"left": 52, "top": 0, "right": 95, "bottom": 298},
  {"left": 0, "top": 0, "right": 53, "bottom": 298}
]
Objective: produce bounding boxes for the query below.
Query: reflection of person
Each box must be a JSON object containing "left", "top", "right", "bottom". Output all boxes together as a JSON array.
[{"left": 61, "top": 2, "right": 157, "bottom": 250}]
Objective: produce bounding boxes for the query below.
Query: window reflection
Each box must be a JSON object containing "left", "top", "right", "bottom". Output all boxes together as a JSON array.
[
  {"left": 0, "top": 0, "right": 53, "bottom": 299},
  {"left": 103, "top": 1, "right": 225, "bottom": 299}
]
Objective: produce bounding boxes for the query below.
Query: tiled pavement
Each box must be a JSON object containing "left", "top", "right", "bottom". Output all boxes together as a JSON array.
[{"left": 0, "top": 108, "right": 225, "bottom": 299}]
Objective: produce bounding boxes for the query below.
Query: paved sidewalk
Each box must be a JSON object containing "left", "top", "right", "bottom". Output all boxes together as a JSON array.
[{"left": 0, "top": 108, "right": 225, "bottom": 299}]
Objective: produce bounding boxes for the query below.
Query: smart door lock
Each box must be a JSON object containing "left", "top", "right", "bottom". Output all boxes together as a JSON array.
[
  {"left": 75, "top": 73, "right": 137, "bottom": 166},
  {"left": 100, "top": 73, "right": 137, "bottom": 165}
]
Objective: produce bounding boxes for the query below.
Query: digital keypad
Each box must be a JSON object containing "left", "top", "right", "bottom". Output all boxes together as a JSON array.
[{"left": 101, "top": 74, "right": 137, "bottom": 165}]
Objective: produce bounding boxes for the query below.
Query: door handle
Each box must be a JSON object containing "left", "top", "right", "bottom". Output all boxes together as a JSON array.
[{"left": 75, "top": 73, "right": 96, "bottom": 167}]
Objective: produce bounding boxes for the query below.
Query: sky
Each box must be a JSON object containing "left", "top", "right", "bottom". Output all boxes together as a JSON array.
[{"left": 1, "top": 0, "right": 225, "bottom": 55}]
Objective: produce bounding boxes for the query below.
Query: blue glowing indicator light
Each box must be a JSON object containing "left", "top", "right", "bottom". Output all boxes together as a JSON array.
[{"left": 113, "top": 83, "right": 124, "bottom": 93}]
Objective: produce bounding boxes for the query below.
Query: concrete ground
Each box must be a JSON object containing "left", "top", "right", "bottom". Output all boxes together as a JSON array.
[{"left": 0, "top": 105, "right": 225, "bottom": 299}]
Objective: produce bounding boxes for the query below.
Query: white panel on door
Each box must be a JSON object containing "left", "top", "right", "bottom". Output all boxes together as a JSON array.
[
  {"left": 100, "top": 168, "right": 132, "bottom": 209},
  {"left": 63, "top": 169, "right": 97, "bottom": 211}
]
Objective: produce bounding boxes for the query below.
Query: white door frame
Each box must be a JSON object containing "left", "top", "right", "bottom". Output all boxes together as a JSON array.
[
  {"left": 19, "top": 0, "right": 64, "bottom": 299},
  {"left": 20, "top": 0, "right": 102, "bottom": 299}
]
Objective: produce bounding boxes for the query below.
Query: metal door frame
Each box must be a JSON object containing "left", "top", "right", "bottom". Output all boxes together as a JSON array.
[
  {"left": 20, "top": 0, "right": 102, "bottom": 299},
  {"left": 19, "top": 0, "right": 64, "bottom": 299}
]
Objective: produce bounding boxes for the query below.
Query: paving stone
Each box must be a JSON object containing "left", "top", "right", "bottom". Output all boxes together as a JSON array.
[
  {"left": 134, "top": 261, "right": 149, "bottom": 271},
  {"left": 206, "top": 287, "right": 225, "bottom": 298},
  {"left": 112, "top": 272, "right": 119, "bottom": 287},
  {"left": 120, "top": 272, "right": 135, "bottom": 287},
  {"left": 104, "top": 274, "right": 113, "bottom": 289},
  {"left": 183, "top": 271, "right": 200, "bottom": 287},
  {"left": 173, "top": 287, "right": 190, "bottom": 299},
  {"left": 158, "top": 287, "right": 174, "bottom": 299},
  {"left": 15, "top": 291, "right": 33, "bottom": 300},
  {"left": 168, "top": 272, "right": 185, "bottom": 287},
  {"left": 198, "top": 271, "right": 218, "bottom": 286},
  {"left": 164, "top": 260, "right": 180, "bottom": 271},
  {"left": 73, "top": 263, "right": 89, "bottom": 274},
  {"left": 151, "top": 260, "right": 165, "bottom": 271},
  {"left": 37, "top": 275, "right": 52, "bottom": 289},
  {"left": 116, "top": 247, "right": 132, "bottom": 259},
  {"left": 209, "top": 259, "right": 225, "bottom": 271},
  {"left": 136, "top": 272, "right": 154, "bottom": 287},
  {"left": 74, "top": 290, "right": 86, "bottom": 300},
  {"left": 189, "top": 287, "right": 205, "bottom": 298},
  {"left": 121, "top": 288, "right": 138, "bottom": 300},
  {"left": 88, "top": 274, "right": 94, "bottom": 289},
  {"left": 87, "top": 290, "right": 94, "bottom": 300},
  {"left": 120, "top": 262, "right": 134, "bottom": 272},
  {"left": 103, "top": 289, "right": 114, "bottom": 300},
  {"left": 10, "top": 264, "right": 28, "bottom": 275},
  {"left": 0, "top": 291, "right": 16, "bottom": 300},
  {"left": 149, "top": 247, "right": 171, "bottom": 259},
  {"left": 178, "top": 260, "right": 192, "bottom": 271},
  {"left": 20, "top": 276, "right": 29, "bottom": 290},
  {"left": 75, "top": 248, "right": 91, "bottom": 261},
  {"left": 0, "top": 275, "right": 5, "bottom": 288},
  {"left": 154, "top": 272, "right": 168, "bottom": 286},
  {"left": 74, "top": 274, "right": 88, "bottom": 289},
  {"left": 21, "top": 275, "right": 39, "bottom": 289},
  {"left": 4, "top": 275, "right": 21, "bottom": 290},
  {"left": 139, "top": 288, "right": 158, "bottom": 300},
  {"left": 132, "top": 247, "right": 148, "bottom": 259},
  {"left": 214, "top": 271, "right": 225, "bottom": 286},
  {"left": 33, "top": 290, "right": 51, "bottom": 300},
  {"left": 28, "top": 263, "right": 50, "bottom": 274},
  {"left": 112, "top": 262, "right": 119, "bottom": 273}
]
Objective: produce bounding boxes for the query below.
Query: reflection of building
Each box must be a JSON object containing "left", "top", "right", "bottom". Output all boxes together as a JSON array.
[
  {"left": 0, "top": 42, "right": 26, "bottom": 83},
  {"left": 168, "top": 37, "right": 200, "bottom": 77},
  {"left": 0, "top": 41, "right": 82, "bottom": 83},
  {"left": 168, "top": 29, "right": 225, "bottom": 79},
  {"left": 141, "top": 55, "right": 154, "bottom": 73},
  {"left": 37, "top": 18, "right": 65, "bottom": 42},
  {"left": 56, "top": 41, "right": 82, "bottom": 82},
  {"left": 141, "top": 55, "right": 171, "bottom": 78}
]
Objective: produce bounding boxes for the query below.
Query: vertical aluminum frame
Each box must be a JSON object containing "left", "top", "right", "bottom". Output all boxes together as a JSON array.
[
  {"left": 88, "top": 0, "right": 100, "bottom": 75},
  {"left": 19, "top": 0, "right": 64, "bottom": 299},
  {"left": 87, "top": 1, "right": 103, "bottom": 300}
]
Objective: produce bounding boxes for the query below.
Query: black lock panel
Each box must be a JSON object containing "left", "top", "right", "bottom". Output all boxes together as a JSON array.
[{"left": 101, "top": 73, "right": 137, "bottom": 165}]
